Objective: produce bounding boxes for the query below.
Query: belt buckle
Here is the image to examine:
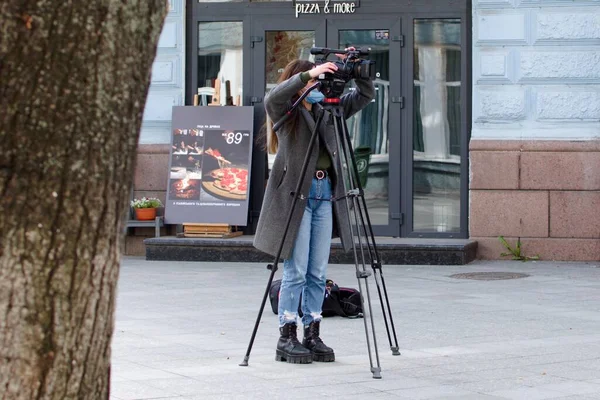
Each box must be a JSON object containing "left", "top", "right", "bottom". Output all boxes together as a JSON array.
[{"left": 315, "top": 170, "right": 326, "bottom": 180}]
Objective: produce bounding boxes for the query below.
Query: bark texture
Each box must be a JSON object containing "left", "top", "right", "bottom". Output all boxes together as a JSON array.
[{"left": 0, "top": 1, "right": 167, "bottom": 399}]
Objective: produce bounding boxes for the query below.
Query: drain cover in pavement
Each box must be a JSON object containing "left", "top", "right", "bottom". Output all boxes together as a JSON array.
[{"left": 449, "top": 272, "right": 530, "bottom": 281}]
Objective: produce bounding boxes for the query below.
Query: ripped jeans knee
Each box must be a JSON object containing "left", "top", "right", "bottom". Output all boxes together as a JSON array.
[{"left": 280, "top": 310, "right": 298, "bottom": 326}]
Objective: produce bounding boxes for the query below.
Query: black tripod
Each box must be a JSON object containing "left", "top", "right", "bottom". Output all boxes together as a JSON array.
[{"left": 240, "top": 81, "right": 400, "bottom": 379}]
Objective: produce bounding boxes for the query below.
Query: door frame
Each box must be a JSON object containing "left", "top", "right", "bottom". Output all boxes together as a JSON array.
[{"left": 187, "top": 0, "right": 471, "bottom": 238}]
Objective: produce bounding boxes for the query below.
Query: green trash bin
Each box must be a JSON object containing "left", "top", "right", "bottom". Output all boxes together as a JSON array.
[{"left": 353, "top": 146, "right": 372, "bottom": 188}]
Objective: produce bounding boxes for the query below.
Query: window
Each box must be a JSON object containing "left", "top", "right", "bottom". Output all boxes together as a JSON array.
[{"left": 198, "top": 22, "right": 243, "bottom": 106}]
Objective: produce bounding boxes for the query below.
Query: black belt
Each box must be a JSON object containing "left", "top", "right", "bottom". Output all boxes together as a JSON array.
[{"left": 314, "top": 169, "right": 329, "bottom": 180}]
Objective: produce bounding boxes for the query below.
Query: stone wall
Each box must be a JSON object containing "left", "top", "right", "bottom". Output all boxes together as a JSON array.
[
  {"left": 140, "top": 0, "right": 185, "bottom": 145},
  {"left": 125, "top": 145, "right": 171, "bottom": 255},
  {"left": 470, "top": 140, "right": 600, "bottom": 260},
  {"left": 471, "top": 0, "right": 600, "bottom": 260}
]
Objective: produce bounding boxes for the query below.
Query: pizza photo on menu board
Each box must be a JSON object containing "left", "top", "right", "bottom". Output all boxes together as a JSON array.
[{"left": 200, "top": 130, "right": 251, "bottom": 202}]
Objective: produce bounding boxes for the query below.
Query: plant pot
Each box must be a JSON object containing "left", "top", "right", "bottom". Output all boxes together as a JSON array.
[{"left": 135, "top": 207, "right": 156, "bottom": 221}]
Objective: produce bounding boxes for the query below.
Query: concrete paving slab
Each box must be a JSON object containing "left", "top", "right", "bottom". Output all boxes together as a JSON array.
[{"left": 111, "top": 257, "right": 600, "bottom": 399}]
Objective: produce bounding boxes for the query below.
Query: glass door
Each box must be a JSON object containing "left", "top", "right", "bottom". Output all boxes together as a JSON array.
[
  {"left": 248, "top": 18, "right": 326, "bottom": 231},
  {"left": 409, "top": 18, "right": 466, "bottom": 237},
  {"left": 191, "top": 2, "right": 469, "bottom": 238},
  {"left": 251, "top": 17, "right": 326, "bottom": 109},
  {"left": 327, "top": 19, "right": 402, "bottom": 237}
]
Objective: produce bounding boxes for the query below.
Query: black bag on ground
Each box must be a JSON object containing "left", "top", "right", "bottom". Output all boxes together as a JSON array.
[{"left": 269, "top": 278, "right": 363, "bottom": 318}]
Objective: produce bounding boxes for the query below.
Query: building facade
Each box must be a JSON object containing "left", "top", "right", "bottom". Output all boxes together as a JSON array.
[
  {"left": 129, "top": 0, "right": 600, "bottom": 261},
  {"left": 470, "top": 0, "right": 600, "bottom": 260}
]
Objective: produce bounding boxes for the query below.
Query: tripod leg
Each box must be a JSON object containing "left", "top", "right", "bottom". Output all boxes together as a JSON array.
[
  {"left": 346, "top": 190, "right": 399, "bottom": 355},
  {"left": 337, "top": 113, "right": 401, "bottom": 356},
  {"left": 353, "top": 204, "right": 401, "bottom": 355},
  {"left": 353, "top": 199, "right": 400, "bottom": 355},
  {"left": 239, "top": 261, "right": 279, "bottom": 366},
  {"left": 373, "top": 267, "right": 401, "bottom": 355},
  {"left": 240, "top": 111, "right": 325, "bottom": 367},
  {"left": 332, "top": 113, "right": 382, "bottom": 379},
  {"left": 350, "top": 199, "right": 384, "bottom": 378}
]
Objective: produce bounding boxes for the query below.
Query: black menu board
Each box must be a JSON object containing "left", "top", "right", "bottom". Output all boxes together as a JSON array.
[{"left": 165, "top": 106, "right": 254, "bottom": 225}]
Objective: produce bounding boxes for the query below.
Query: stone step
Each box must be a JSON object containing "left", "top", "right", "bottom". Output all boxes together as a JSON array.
[{"left": 144, "top": 236, "right": 478, "bottom": 265}]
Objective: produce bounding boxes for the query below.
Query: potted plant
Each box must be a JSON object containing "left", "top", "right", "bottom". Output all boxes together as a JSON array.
[{"left": 131, "top": 197, "right": 163, "bottom": 221}]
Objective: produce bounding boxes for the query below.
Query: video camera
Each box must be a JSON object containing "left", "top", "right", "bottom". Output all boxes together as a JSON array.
[{"left": 310, "top": 47, "right": 375, "bottom": 98}]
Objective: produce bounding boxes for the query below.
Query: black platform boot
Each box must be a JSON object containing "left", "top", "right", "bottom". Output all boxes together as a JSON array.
[
  {"left": 303, "top": 321, "right": 335, "bottom": 362},
  {"left": 276, "top": 324, "right": 313, "bottom": 364}
]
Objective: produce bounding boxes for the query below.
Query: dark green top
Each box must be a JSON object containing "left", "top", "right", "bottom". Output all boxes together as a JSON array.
[
  {"left": 316, "top": 137, "right": 332, "bottom": 170},
  {"left": 300, "top": 71, "right": 311, "bottom": 84},
  {"left": 311, "top": 109, "right": 332, "bottom": 171},
  {"left": 302, "top": 71, "right": 331, "bottom": 171}
]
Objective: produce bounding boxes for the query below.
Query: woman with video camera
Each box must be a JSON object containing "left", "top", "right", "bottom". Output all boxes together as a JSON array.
[{"left": 254, "top": 48, "right": 375, "bottom": 364}]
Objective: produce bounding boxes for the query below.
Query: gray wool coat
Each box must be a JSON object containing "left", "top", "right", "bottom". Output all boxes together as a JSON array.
[{"left": 253, "top": 72, "right": 375, "bottom": 259}]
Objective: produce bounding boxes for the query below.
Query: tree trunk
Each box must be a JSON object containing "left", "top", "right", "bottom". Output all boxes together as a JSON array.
[{"left": 0, "top": 2, "right": 167, "bottom": 398}]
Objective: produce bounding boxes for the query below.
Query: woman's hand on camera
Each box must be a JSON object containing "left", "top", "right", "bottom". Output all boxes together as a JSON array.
[
  {"left": 336, "top": 46, "right": 356, "bottom": 60},
  {"left": 308, "top": 62, "right": 338, "bottom": 79}
]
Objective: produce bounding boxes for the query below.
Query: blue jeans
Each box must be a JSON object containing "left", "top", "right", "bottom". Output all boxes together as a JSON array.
[{"left": 278, "top": 177, "right": 333, "bottom": 327}]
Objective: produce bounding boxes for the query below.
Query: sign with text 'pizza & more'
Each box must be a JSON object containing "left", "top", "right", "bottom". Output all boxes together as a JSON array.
[
  {"left": 165, "top": 106, "right": 254, "bottom": 226},
  {"left": 295, "top": 0, "right": 358, "bottom": 18}
]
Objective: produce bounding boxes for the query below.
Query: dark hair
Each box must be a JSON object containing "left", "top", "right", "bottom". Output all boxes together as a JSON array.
[{"left": 265, "top": 59, "right": 315, "bottom": 153}]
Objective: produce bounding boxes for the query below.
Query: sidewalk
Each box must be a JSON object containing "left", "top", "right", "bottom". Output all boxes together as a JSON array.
[{"left": 111, "top": 257, "right": 600, "bottom": 400}]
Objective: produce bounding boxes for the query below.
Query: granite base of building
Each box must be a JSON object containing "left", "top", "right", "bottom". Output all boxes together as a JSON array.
[
  {"left": 144, "top": 236, "right": 478, "bottom": 265},
  {"left": 470, "top": 140, "right": 600, "bottom": 261}
]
